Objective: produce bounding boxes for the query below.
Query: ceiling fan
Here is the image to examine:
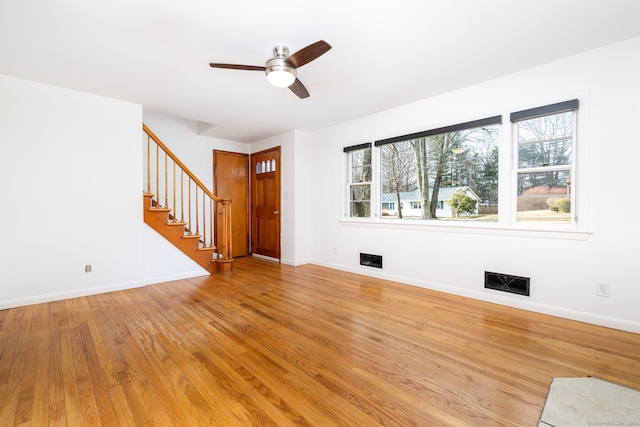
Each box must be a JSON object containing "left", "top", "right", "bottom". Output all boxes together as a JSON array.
[{"left": 209, "top": 40, "right": 331, "bottom": 99}]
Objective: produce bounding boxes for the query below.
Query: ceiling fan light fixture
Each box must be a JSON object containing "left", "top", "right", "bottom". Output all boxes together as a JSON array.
[
  {"left": 265, "top": 58, "right": 296, "bottom": 87},
  {"left": 266, "top": 67, "right": 296, "bottom": 87},
  {"left": 209, "top": 41, "right": 331, "bottom": 98},
  {"left": 265, "top": 50, "right": 296, "bottom": 87}
]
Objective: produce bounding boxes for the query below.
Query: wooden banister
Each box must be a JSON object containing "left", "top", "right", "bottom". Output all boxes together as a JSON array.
[
  {"left": 143, "top": 124, "right": 232, "bottom": 270},
  {"left": 143, "top": 124, "right": 226, "bottom": 203}
]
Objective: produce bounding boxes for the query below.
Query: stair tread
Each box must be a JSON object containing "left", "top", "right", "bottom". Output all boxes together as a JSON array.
[{"left": 143, "top": 181, "right": 230, "bottom": 274}]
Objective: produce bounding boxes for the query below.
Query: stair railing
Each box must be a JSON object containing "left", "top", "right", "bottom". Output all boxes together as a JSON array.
[{"left": 143, "top": 124, "right": 232, "bottom": 263}]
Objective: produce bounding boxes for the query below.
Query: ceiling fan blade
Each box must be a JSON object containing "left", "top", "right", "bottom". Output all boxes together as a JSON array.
[
  {"left": 209, "top": 63, "right": 266, "bottom": 71},
  {"left": 285, "top": 40, "right": 331, "bottom": 68},
  {"left": 289, "top": 78, "right": 310, "bottom": 99}
]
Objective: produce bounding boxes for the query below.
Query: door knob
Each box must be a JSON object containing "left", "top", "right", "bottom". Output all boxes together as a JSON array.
[{"left": 274, "top": 210, "right": 279, "bottom": 215}]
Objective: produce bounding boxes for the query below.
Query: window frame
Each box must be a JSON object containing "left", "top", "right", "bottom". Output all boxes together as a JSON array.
[
  {"left": 510, "top": 100, "right": 579, "bottom": 227},
  {"left": 342, "top": 98, "right": 590, "bottom": 240},
  {"left": 374, "top": 115, "right": 502, "bottom": 223},
  {"left": 344, "top": 143, "right": 373, "bottom": 219}
]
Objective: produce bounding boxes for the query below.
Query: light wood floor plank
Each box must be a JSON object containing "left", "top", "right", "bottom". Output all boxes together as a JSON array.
[
  {"left": 0, "top": 256, "right": 639, "bottom": 426},
  {"left": 31, "top": 303, "right": 51, "bottom": 427},
  {"left": 12, "top": 305, "right": 40, "bottom": 426},
  {"left": 195, "top": 298, "right": 378, "bottom": 426},
  {"left": 60, "top": 330, "right": 84, "bottom": 427}
]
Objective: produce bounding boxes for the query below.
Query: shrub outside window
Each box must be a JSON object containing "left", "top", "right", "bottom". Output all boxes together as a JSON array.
[
  {"left": 343, "top": 100, "right": 580, "bottom": 230},
  {"left": 376, "top": 117, "right": 501, "bottom": 222}
]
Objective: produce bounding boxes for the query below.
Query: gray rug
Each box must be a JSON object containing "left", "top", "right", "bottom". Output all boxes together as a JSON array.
[{"left": 539, "top": 377, "right": 640, "bottom": 426}]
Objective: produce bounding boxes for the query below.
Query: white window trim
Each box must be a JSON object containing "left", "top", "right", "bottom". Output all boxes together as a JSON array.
[
  {"left": 341, "top": 94, "right": 591, "bottom": 240},
  {"left": 509, "top": 99, "right": 585, "bottom": 232},
  {"left": 339, "top": 217, "right": 592, "bottom": 241},
  {"left": 344, "top": 143, "right": 373, "bottom": 218}
]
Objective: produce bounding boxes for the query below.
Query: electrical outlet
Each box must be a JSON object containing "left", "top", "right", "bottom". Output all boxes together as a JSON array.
[
  {"left": 85, "top": 265, "right": 91, "bottom": 273},
  {"left": 596, "top": 282, "right": 609, "bottom": 297}
]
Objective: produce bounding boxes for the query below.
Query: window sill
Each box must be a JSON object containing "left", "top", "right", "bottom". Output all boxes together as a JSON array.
[{"left": 339, "top": 218, "right": 592, "bottom": 241}]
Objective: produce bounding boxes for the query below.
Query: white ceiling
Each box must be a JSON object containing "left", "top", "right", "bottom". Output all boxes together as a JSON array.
[{"left": 2, "top": 0, "right": 640, "bottom": 143}]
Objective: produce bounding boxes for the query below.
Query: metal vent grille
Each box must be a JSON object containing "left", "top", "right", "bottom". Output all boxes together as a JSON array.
[
  {"left": 360, "top": 253, "right": 382, "bottom": 269},
  {"left": 485, "top": 271, "right": 530, "bottom": 296}
]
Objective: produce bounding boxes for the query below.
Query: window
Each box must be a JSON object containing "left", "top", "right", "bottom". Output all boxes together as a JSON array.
[
  {"left": 345, "top": 143, "right": 372, "bottom": 218},
  {"left": 511, "top": 100, "right": 578, "bottom": 224},
  {"left": 343, "top": 99, "right": 581, "bottom": 231},
  {"left": 375, "top": 116, "right": 501, "bottom": 221}
]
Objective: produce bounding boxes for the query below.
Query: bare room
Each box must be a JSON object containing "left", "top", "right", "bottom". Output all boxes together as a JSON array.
[{"left": 1, "top": 1, "right": 639, "bottom": 425}]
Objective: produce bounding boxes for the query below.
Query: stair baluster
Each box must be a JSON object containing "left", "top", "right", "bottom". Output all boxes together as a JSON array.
[{"left": 142, "top": 124, "right": 232, "bottom": 273}]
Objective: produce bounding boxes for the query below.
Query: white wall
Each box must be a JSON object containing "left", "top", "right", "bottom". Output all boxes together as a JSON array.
[
  {"left": 0, "top": 75, "right": 145, "bottom": 307},
  {"left": 306, "top": 37, "right": 640, "bottom": 333},
  {"left": 293, "top": 130, "right": 312, "bottom": 265},
  {"left": 143, "top": 110, "right": 250, "bottom": 189}
]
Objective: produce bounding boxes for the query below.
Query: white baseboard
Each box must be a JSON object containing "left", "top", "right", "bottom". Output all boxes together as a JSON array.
[
  {"left": 310, "top": 259, "right": 640, "bottom": 334},
  {"left": 143, "top": 269, "right": 209, "bottom": 286},
  {"left": 0, "top": 269, "right": 209, "bottom": 311},
  {"left": 0, "top": 279, "right": 146, "bottom": 310},
  {"left": 281, "top": 258, "right": 310, "bottom": 267}
]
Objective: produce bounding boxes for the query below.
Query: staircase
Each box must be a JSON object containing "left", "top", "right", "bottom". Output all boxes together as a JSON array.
[{"left": 142, "top": 124, "right": 233, "bottom": 274}]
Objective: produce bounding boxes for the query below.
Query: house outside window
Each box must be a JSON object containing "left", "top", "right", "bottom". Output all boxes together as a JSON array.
[
  {"left": 511, "top": 100, "right": 578, "bottom": 224},
  {"left": 344, "top": 99, "right": 582, "bottom": 231},
  {"left": 345, "top": 143, "right": 372, "bottom": 218},
  {"left": 376, "top": 116, "right": 501, "bottom": 221}
]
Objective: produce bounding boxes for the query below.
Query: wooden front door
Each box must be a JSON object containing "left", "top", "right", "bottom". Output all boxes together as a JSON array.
[
  {"left": 213, "top": 150, "right": 249, "bottom": 257},
  {"left": 251, "top": 147, "right": 280, "bottom": 259}
]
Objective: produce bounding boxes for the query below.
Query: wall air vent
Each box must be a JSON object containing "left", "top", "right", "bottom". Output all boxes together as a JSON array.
[
  {"left": 485, "top": 271, "right": 530, "bottom": 296},
  {"left": 360, "top": 253, "right": 382, "bottom": 269}
]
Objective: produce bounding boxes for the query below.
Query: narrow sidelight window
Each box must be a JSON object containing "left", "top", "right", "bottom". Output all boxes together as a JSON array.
[{"left": 345, "top": 143, "right": 372, "bottom": 218}]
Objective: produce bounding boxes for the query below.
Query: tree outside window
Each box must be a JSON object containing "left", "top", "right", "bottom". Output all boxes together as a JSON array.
[
  {"left": 346, "top": 145, "right": 372, "bottom": 218},
  {"left": 512, "top": 101, "right": 577, "bottom": 224},
  {"left": 377, "top": 119, "right": 500, "bottom": 222},
  {"left": 344, "top": 100, "right": 579, "bottom": 229}
]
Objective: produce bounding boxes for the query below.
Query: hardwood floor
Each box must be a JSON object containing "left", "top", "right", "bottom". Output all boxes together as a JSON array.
[{"left": 0, "top": 257, "right": 639, "bottom": 426}]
